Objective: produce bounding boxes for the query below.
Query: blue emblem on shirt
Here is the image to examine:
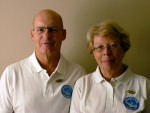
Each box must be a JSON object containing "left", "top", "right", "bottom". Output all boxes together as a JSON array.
[
  {"left": 123, "top": 97, "right": 139, "bottom": 110},
  {"left": 61, "top": 85, "right": 73, "bottom": 99}
]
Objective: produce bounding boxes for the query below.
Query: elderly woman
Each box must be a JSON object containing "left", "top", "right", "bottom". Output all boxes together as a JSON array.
[{"left": 70, "top": 21, "right": 150, "bottom": 113}]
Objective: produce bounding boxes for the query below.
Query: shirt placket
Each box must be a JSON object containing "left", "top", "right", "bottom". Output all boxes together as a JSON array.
[
  {"left": 40, "top": 70, "right": 54, "bottom": 96},
  {"left": 104, "top": 82, "right": 115, "bottom": 113}
]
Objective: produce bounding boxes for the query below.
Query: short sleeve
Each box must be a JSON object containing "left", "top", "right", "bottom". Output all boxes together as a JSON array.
[{"left": 0, "top": 67, "right": 13, "bottom": 113}]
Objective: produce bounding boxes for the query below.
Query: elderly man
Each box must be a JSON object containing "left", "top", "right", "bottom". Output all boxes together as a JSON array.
[{"left": 0, "top": 9, "right": 86, "bottom": 113}]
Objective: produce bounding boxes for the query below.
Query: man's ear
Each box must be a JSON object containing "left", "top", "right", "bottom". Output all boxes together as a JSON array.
[
  {"left": 30, "top": 30, "right": 34, "bottom": 40},
  {"left": 62, "top": 29, "right": 66, "bottom": 41}
]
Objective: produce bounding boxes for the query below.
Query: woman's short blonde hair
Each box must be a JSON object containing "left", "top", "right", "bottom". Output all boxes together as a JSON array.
[{"left": 87, "top": 20, "right": 131, "bottom": 53}]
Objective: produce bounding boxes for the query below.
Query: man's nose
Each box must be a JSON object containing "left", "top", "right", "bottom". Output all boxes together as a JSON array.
[{"left": 43, "top": 29, "right": 52, "bottom": 38}]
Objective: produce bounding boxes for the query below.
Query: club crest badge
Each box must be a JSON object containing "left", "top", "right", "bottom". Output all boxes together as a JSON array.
[
  {"left": 123, "top": 97, "right": 139, "bottom": 110},
  {"left": 61, "top": 85, "right": 73, "bottom": 99}
]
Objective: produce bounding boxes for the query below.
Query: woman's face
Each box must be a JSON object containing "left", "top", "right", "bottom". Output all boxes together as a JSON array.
[{"left": 92, "top": 35, "right": 125, "bottom": 72}]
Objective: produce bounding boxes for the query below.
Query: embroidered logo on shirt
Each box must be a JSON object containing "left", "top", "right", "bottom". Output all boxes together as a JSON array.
[
  {"left": 123, "top": 97, "right": 139, "bottom": 110},
  {"left": 61, "top": 85, "right": 72, "bottom": 99}
]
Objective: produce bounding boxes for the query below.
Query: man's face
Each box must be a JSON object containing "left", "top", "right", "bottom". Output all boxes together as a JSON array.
[{"left": 31, "top": 11, "right": 66, "bottom": 56}]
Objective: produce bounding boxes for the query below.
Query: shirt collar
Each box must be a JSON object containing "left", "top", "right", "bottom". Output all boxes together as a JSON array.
[
  {"left": 30, "top": 52, "right": 43, "bottom": 73},
  {"left": 54, "top": 54, "right": 67, "bottom": 75},
  {"left": 93, "top": 66, "right": 105, "bottom": 84},
  {"left": 93, "top": 66, "right": 133, "bottom": 85},
  {"left": 30, "top": 52, "right": 67, "bottom": 75},
  {"left": 115, "top": 67, "right": 133, "bottom": 85}
]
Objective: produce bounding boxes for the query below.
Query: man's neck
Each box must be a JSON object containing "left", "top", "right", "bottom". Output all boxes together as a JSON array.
[{"left": 36, "top": 52, "right": 60, "bottom": 75}]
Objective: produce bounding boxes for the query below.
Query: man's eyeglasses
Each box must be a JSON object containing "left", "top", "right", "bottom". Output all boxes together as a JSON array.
[
  {"left": 93, "top": 43, "right": 120, "bottom": 53},
  {"left": 33, "top": 27, "right": 62, "bottom": 34}
]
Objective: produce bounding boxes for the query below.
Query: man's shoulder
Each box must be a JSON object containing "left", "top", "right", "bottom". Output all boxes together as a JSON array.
[
  {"left": 60, "top": 54, "right": 86, "bottom": 73},
  {"left": 5, "top": 56, "right": 30, "bottom": 71},
  {"left": 68, "top": 62, "right": 85, "bottom": 70}
]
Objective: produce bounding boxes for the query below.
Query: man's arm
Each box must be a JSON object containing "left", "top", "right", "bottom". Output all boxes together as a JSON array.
[{"left": 0, "top": 67, "right": 13, "bottom": 113}]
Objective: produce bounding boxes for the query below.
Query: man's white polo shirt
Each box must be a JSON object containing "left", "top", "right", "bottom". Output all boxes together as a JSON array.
[
  {"left": 0, "top": 52, "right": 86, "bottom": 113},
  {"left": 70, "top": 66, "right": 150, "bottom": 113}
]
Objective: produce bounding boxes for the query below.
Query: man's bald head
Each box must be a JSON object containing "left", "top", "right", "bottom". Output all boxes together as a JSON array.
[{"left": 32, "top": 9, "right": 64, "bottom": 29}]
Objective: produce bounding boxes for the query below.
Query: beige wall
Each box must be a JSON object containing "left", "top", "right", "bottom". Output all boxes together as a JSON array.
[{"left": 0, "top": 0, "right": 150, "bottom": 79}]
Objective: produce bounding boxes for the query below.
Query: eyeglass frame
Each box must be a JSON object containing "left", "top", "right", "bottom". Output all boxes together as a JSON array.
[
  {"left": 33, "top": 26, "right": 63, "bottom": 35},
  {"left": 92, "top": 43, "right": 121, "bottom": 53}
]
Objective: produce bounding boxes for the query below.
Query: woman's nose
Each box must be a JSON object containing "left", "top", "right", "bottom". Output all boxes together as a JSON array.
[{"left": 102, "top": 47, "right": 112, "bottom": 55}]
